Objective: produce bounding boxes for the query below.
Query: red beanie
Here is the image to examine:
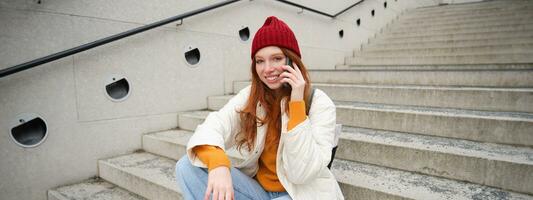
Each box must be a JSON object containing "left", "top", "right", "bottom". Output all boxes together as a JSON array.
[{"left": 251, "top": 16, "right": 301, "bottom": 59}]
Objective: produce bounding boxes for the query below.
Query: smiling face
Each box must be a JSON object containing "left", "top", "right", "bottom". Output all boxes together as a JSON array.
[{"left": 254, "top": 46, "right": 287, "bottom": 90}]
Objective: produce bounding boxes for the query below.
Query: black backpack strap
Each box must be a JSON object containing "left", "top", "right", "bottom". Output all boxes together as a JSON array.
[{"left": 306, "top": 87, "right": 316, "bottom": 115}]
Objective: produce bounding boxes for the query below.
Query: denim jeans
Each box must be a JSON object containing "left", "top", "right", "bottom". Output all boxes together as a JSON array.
[{"left": 175, "top": 156, "right": 292, "bottom": 200}]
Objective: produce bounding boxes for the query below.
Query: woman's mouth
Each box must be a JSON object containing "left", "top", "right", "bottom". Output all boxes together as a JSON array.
[{"left": 267, "top": 76, "right": 277, "bottom": 80}]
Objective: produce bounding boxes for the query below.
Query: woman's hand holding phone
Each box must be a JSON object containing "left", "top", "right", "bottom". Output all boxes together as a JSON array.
[{"left": 281, "top": 60, "right": 306, "bottom": 101}]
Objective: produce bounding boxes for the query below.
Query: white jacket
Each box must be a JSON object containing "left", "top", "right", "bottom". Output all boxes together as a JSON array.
[{"left": 186, "top": 85, "right": 344, "bottom": 200}]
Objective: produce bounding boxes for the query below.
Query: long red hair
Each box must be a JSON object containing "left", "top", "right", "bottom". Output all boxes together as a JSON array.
[{"left": 235, "top": 48, "right": 312, "bottom": 152}]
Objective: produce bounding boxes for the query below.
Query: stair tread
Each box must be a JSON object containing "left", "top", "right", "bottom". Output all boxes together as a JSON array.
[
  {"left": 332, "top": 159, "right": 533, "bottom": 200},
  {"left": 179, "top": 110, "right": 210, "bottom": 119},
  {"left": 48, "top": 178, "right": 146, "bottom": 200},
  {"left": 335, "top": 64, "right": 533, "bottom": 70},
  {"left": 99, "top": 152, "right": 181, "bottom": 194},
  {"left": 208, "top": 95, "right": 234, "bottom": 99},
  {"left": 363, "top": 43, "right": 533, "bottom": 52},
  {"left": 334, "top": 101, "right": 533, "bottom": 121},
  {"left": 351, "top": 52, "right": 533, "bottom": 58},
  {"left": 381, "top": 30, "right": 533, "bottom": 40},
  {"left": 314, "top": 83, "right": 533, "bottom": 92},
  {"left": 342, "top": 126, "right": 533, "bottom": 165},
  {"left": 145, "top": 129, "right": 244, "bottom": 161}
]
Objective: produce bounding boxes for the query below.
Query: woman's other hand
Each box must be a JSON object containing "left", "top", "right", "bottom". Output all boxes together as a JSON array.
[
  {"left": 281, "top": 63, "right": 306, "bottom": 101},
  {"left": 205, "top": 166, "right": 234, "bottom": 200}
]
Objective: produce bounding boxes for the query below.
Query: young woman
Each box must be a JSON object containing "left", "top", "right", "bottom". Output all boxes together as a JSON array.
[{"left": 175, "top": 16, "right": 344, "bottom": 200}]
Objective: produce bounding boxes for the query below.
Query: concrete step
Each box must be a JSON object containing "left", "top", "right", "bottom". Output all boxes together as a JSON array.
[
  {"left": 346, "top": 53, "right": 533, "bottom": 65},
  {"left": 142, "top": 129, "right": 245, "bottom": 165},
  {"left": 98, "top": 152, "right": 183, "bottom": 200},
  {"left": 207, "top": 95, "right": 233, "bottom": 110},
  {"left": 395, "top": 16, "right": 533, "bottom": 33},
  {"left": 177, "top": 110, "right": 209, "bottom": 131},
  {"left": 406, "top": 1, "right": 533, "bottom": 16},
  {"left": 310, "top": 67, "right": 533, "bottom": 87},
  {"left": 358, "top": 44, "right": 533, "bottom": 57},
  {"left": 378, "top": 29, "right": 533, "bottom": 42},
  {"left": 335, "top": 101, "right": 533, "bottom": 146},
  {"left": 233, "top": 80, "right": 251, "bottom": 93},
  {"left": 403, "top": 7, "right": 533, "bottom": 22},
  {"left": 385, "top": 23, "right": 533, "bottom": 38},
  {"left": 401, "top": 12, "right": 533, "bottom": 28},
  {"left": 334, "top": 64, "right": 533, "bottom": 71},
  {"left": 143, "top": 127, "right": 533, "bottom": 199},
  {"left": 411, "top": 0, "right": 532, "bottom": 15},
  {"left": 48, "top": 178, "right": 146, "bottom": 200},
  {"left": 337, "top": 126, "right": 533, "bottom": 195},
  {"left": 366, "top": 36, "right": 533, "bottom": 50},
  {"left": 333, "top": 159, "right": 533, "bottom": 200},
  {"left": 314, "top": 83, "right": 533, "bottom": 113}
]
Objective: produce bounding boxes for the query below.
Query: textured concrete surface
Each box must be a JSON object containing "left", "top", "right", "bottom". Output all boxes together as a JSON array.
[
  {"left": 315, "top": 83, "right": 533, "bottom": 113},
  {"left": 337, "top": 126, "right": 533, "bottom": 194},
  {"left": 335, "top": 101, "right": 533, "bottom": 146},
  {"left": 98, "top": 152, "right": 182, "bottom": 200},
  {"left": 332, "top": 159, "right": 533, "bottom": 200},
  {"left": 310, "top": 68, "right": 533, "bottom": 87},
  {"left": 177, "top": 110, "right": 209, "bottom": 131},
  {"left": 207, "top": 95, "right": 234, "bottom": 111},
  {"left": 48, "top": 178, "right": 146, "bottom": 200}
]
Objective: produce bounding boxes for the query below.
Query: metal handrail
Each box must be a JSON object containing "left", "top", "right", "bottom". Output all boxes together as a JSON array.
[
  {"left": 275, "top": 0, "right": 365, "bottom": 18},
  {"left": 333, "top": 0, "right": 365, "bottom": 17},
  {"left": 0, "top": 0, "right": 239, "bottom": 78},
  {"left": 0, "top": 0, "right": 365, "bottom": 78}
]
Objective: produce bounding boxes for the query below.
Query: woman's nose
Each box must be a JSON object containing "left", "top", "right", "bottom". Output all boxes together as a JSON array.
[{"left": 265, "top": 62, "right": 282, "bottom": 72}]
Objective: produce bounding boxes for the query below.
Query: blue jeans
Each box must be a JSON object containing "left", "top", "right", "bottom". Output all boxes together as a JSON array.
[{"left": 175, "top": 156, "right": 292, "bottom": 200}]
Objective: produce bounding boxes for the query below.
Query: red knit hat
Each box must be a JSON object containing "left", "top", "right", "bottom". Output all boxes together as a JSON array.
[{"left": 251, "top": 16, "right": 301, "bottom": 59}]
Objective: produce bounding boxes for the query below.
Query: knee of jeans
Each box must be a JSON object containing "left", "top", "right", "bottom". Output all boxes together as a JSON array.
[{"left": 175, "top": 155, "right": 193, "bottom": 176}]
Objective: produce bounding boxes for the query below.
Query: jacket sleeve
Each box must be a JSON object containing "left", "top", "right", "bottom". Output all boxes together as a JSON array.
[
  {"left": 281, "top": 89, "right": 336, "bottom": 184},
  {"left": 186, "top": 86, "right": 250, "bottom": 168}
]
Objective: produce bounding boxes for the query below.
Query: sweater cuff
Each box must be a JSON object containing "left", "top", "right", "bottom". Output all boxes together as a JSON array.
[
  {"left": 192, "top": 145, "right": 231, "bottom": 171},
  {"left": 288, "top": 100, "right": 307, "bottom": 131}
]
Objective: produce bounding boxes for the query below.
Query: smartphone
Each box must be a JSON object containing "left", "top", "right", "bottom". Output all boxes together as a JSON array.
[{"left": 283, "top": 57, "right": 293, "bottom": 88}]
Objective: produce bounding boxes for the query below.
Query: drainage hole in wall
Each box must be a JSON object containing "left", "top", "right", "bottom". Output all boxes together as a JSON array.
[
  {"left": 371, "top": 9, "right": 375, "bottom": 17},
  {"left": 356, "top": 18, "right": 361, "bottom": 26},
  {"left": 106, "top": 78, "right": 130, "bottom": 101},
  {"left": 185, "top": 48, "right": 201, "bottom": 65},
  {"left": 339, "top": 30, "right": 344, "bottom": 38},
  {"left": 11, "top": 117, "right": 47, "bottom": 147},
  {"left": 384, "top": 2, "right": 387, "bottom": 8},
  {"left": 239, "top": 27, "right": 250, "bottom": 41}
]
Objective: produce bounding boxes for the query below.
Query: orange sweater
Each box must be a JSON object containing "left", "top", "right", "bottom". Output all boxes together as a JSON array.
[{"left": 193, "top": 101, "right": 307, "bottom": 192}]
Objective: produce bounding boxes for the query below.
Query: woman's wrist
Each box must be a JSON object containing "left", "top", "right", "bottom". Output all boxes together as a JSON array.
[{"left": 290, "top": 87, "right": 305, "bottom": 101}]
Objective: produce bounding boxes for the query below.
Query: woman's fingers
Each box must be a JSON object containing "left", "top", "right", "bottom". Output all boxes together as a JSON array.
[
  {"left": 283, "top": 64, "right": 304, "bottom": 80},
  {"left": 204, "top": 183, "right": 213, "bottom": 200},
  {"left": 282, "top": 71, "right": 305, "bottom": 87},
  {"left": 281, "top": 71, "right": 297, "bottom": 81},
  {"left": 213, "top": 188, "right": 219, "bottom": 200}
]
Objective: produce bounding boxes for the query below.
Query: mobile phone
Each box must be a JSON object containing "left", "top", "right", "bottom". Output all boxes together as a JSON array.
[{"left": 283, "top": 57, "right": 293, "bottom": 88}]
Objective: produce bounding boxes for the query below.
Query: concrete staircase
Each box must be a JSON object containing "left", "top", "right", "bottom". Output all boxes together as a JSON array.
[{"left": 48, "top": 0, "right": 533, "bottom": 199}]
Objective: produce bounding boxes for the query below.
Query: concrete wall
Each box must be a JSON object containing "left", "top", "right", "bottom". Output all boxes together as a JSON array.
[{"left": 0, "top": 0, "right": 435, "bottom": 199}]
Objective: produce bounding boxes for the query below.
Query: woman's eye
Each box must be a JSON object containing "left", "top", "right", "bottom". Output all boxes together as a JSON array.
[
  {"left": 255, "top": 60, "right": 264, "bottom": 64},
  {"left": 274, "top": 57, "right": 283, "bottom": 62}
]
